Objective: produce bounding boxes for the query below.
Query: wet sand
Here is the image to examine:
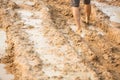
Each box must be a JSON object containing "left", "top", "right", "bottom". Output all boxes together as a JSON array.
[
  {"left": 0, "top": 0, "right": 120, "bottom": 80},
  {"left": 0, "top": 64, "right": 14, "bottom": 80},
  {"left": 0, "top": 30, "right": 7, "bottom": 58}
]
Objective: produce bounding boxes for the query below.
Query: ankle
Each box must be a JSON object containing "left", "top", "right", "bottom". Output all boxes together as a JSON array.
[
  {"left": 86, "top": 16, "right": 90, "bottom": 23},
  {"left": 86, "top": 16, "right": 89, "bottom": 20}
]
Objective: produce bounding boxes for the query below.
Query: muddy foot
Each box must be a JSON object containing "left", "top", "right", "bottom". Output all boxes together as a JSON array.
[{"left": 76, "top": 28, "right": 82, "bottom": 35}]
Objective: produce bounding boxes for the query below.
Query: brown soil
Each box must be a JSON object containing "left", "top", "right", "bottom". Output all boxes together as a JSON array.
[
  {"left": 0, "top": 0, "right": 120, "bottom": 80},
  {"left": 97, "top": 0, "right": 120, "bottom": 6}
]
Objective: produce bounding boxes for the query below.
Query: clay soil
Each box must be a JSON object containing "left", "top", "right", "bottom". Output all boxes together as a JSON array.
[{"left": 0, "top": 0, "right": 120, "bottom": 80}]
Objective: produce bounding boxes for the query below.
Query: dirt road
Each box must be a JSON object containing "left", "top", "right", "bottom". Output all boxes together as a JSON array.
[{"left": 0, "top": 0, "right": 120, "bottom": 80}]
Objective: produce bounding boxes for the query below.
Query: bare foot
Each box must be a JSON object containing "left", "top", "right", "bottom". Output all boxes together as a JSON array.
[
  {"left": 86, "top": 17, "right": 90, "bottom": 24},
  {"left": 81, "top": 17, "right": 90, "bottom": 25},
  {"left": 76, "top": 27, "right": 82, "bottom": 35}
]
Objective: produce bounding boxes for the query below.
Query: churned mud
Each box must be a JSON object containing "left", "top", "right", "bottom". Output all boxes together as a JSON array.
[{"left": 0, "top": 0, "right": 120, "bottom": 80}]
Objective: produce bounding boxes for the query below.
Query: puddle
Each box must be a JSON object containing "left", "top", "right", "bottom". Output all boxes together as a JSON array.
[
  {"left": 0, "top": 30, "right": 7, "bottom": 58},
  {"left": 0, "top": 64, "right": 14, "bottom": 80},
  {"left": 93, "top": 1, "right": 120, "bottom": 23}
]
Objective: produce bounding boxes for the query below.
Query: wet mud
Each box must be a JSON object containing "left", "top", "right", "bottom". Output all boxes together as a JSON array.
[{"left": 0, "top": 0, "right": 120, "bottom": 80}]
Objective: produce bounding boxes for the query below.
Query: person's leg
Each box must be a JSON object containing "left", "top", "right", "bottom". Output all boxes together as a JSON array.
[
  {"left": 72, "top": 7, "right": 81, "bottom": 32},
  {"left": 71, "top": 0, "right": 81, "bottom": 32},
  {"left": 84, "top": 0, "right": 91, "bottom": 24}
]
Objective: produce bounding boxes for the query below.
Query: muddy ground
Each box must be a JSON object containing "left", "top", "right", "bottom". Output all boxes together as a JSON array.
[{"left": 0, "top": 0, "right": 120, "bottom": 80}]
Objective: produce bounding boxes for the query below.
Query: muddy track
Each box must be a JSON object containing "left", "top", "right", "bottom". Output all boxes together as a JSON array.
[
  {"left": 0, "top": 0, "right": 120, "bottom": 80},
  {"left": 0, "top": 0, "right": 43, "bottom": 80},
  {"left": 44, "top": 0, "right": 120, "bottom": 80}
]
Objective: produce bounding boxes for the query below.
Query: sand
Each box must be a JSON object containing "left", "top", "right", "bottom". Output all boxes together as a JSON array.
[{"left": 0, "top": 0, "right": 120, "bottom": 80}]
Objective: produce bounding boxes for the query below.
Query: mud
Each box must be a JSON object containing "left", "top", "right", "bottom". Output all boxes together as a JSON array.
[
  {"left": 0, "top": 0, "right": 120, "bottom": 80},
  {"left": 93, "top": 1, "right": 120, "bottom": 23},
  {"left": 0, "top": 30, "right": 7, "bottom": 58},
  {"left": 0, "top": 64, "right": 14, "bottom": 80},
  {"left": 0, "top": 30, "right": 14, "bottom": 80}
]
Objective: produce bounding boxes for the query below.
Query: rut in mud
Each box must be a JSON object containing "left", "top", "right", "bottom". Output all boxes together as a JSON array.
[{"left": 0, "top": 0, "right": 120, "bottom": 80}]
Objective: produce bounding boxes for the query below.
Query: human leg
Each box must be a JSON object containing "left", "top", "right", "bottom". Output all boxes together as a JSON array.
[
  {"left": 84, "top": 0, "right": 91, "bottom": 24},
  {"left": 71, "top": 0, "right": 82, "bottom": 33}
]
